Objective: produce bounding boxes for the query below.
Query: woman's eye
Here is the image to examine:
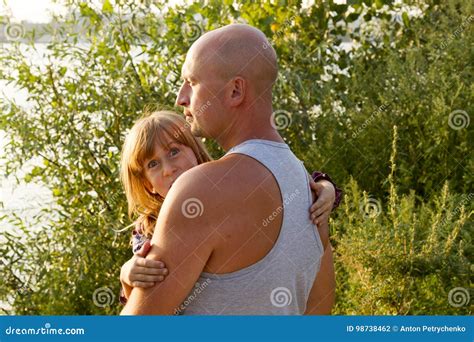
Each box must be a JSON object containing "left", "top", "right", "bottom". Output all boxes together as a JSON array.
[
  {"left": 169, "top": 148, "right": 180, "bottom": 156},
  {"left": 148, "top": 160, "right": 159, "bottom": 169}
]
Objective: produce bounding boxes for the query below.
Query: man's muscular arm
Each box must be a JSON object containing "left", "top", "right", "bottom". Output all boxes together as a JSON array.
[
  {"left": 305, "top": 241, "right": 336, "bottom": 315},
  {"left": 120, "top": 165, "right": 220, "bottom": 315}
]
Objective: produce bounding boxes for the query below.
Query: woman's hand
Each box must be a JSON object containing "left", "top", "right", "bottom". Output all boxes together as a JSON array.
[
  {"left": 309, "top": 179, "right": 335, "bottom": 251},
  {"left": 309, "top": 179, "right": 335, "bottom": 226},
  {"left": 120, "top": 240, "right": 168, "bottom": 298}
]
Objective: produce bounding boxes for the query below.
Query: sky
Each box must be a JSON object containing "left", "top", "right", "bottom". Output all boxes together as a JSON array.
[
  {"left": 0, "top": 0, "right": 67, "bottom": 23},
  {"left": 0, "top": 0, "right": 191, "bottom": 23}
]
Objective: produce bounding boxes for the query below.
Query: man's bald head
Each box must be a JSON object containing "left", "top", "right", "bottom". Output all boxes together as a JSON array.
[
  {"left": 176, "top": 24, "right": 280, "bottom": 146},
  {"left": 188, "top": 24, "right": 278, "bottom": 92}
]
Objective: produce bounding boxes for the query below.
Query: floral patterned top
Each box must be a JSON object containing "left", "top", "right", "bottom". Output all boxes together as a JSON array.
[{"left": 131, "top": 223, "right": 148, "bottom": 254}]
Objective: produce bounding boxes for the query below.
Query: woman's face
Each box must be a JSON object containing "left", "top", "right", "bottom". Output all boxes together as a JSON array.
[{"left": 142, "top": 137, "right": 198, "bottom": 198}]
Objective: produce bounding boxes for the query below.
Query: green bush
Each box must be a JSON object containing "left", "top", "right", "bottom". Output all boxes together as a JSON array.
[
  {"left": 0, "top": 0, "right": 472, "bottom": 314},
  {"left": 332, "top": 127, "right": 472, "bottom": 314}
]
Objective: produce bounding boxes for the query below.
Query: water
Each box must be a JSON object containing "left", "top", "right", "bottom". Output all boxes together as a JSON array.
[{"left": 1, "top": 44, "right": 55, "bottom": 235}]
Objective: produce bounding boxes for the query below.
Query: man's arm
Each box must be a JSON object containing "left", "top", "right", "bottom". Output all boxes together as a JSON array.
[
  {"left": 305, "top": 174, "right": 336, "bottom": 314},
  {"left": 305, "top": 239, "right": 336, "bottom": 315},
  {"left": 120, "top": 166, "right": 219, "bottom": 315}
]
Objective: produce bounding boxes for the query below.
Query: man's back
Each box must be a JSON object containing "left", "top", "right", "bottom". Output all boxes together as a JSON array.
[
  {"left": 199, "top": 152, "right": 284, "bottom": 275},
  {"left": 181, "top": 139, "right": 324, "bottom": 315}
]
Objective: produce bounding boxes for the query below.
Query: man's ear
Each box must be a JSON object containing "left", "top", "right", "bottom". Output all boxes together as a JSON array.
[{"left": 229, "top": 77, "right": 245, "bottom": 106}]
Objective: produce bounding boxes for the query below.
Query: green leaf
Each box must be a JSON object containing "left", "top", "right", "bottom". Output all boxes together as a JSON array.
[
  {"left": 102, "top": 0, "right": 113, "bottom": 14},
  {"left": 402, "top": 12, "right": 410, "bottom": 27}
]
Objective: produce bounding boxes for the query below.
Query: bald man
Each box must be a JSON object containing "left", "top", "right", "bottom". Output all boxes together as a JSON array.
[{"left": 121, "top": 24, "right": 336, "bottom": 315}]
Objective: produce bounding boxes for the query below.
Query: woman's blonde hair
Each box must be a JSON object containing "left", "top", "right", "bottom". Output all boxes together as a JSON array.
[{"left": 120, "top": 110, "right": 212, "bottom": 238}]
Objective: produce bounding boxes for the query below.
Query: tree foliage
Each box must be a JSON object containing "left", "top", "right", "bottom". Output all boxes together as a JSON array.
[{"left": 0, "top": 0, "right": 472, "bottom": 314}]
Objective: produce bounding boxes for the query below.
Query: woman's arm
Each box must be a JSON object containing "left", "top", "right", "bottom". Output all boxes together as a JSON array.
[
  {"left": 309, "top": 172, "right": 343, "bottom": 226},
  {"left": 119, "top": 240, "right": 168, "bottom": 303}
]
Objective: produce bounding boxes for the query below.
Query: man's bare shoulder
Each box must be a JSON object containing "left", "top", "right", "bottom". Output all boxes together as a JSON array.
[
  {"left": 163, "top": 154, "right": 265, "bottom": 222},
  {"left": 172, "top": 154, "right": 254, "bottom": 196}
]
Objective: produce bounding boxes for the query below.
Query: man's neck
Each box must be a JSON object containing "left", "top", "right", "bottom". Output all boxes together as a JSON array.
[{"left": 218, "top": 124, "right": 284, "bottom": 152}]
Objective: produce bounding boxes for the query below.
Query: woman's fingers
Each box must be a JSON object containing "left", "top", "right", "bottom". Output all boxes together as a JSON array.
[
  {"left": 134, "top": 266, "right": 168, "bottom": 276},
  {"left": 131, "top": 273, "right": 165, "bottom": 282},
  {"left": 309, "top": 178, "right": 321, "bottom": 192},
  {"left": 311, "top": 204, "right": 332, "bottom": 226},
  {"left": 131, "top": 281, "right": 156, "bottom": 288},
  {"left": 315, "top": 213, "right": 330, "bottom": 226},
  {"left": 311, "top": 203, "right": 331, "bottom": 219},
  {"left": 136, "top": 240, "right": 152, "bottom": 257},
  {"left": 310, "top": 200, "right": 321, "bottom": 212},
  {"left": 135, "top": 257, "right": 164, "bottom": 269}
]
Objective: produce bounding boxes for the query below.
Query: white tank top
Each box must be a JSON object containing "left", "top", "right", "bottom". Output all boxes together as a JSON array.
[{"left": 180, "top": 139, "right": 324, "bottom": 315}]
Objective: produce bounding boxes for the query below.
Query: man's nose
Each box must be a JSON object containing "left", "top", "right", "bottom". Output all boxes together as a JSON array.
[{"left": 176, "top": 83, "right": 190, "bottom": 107}]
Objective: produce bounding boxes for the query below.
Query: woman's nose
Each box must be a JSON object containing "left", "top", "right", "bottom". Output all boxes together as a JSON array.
[{"left": 162, "top": 162, "right": 177, "bottom": 177}]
